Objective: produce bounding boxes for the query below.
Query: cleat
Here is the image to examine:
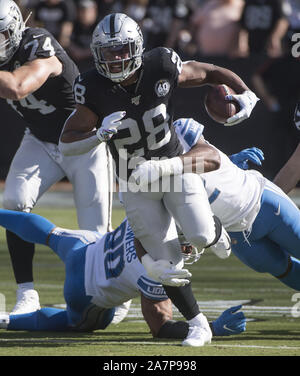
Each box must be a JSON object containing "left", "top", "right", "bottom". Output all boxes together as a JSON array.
[
  {"left": 182, "top": 326, "right": 212, "bottom": 347},
  {"left": 182, "top": 313, "right": 212, "bottom": 347},
  {"left": 111, "top": 299, "right": 132, "bottom": 324},
  {"left": 208, "top": 227, "right": 231, "bottom": 259},
  {"left": 10, "top": 289, "right": 41, "bottom": 315}
]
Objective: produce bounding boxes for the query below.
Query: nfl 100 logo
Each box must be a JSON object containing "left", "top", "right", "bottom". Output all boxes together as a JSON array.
[{"left": 155, "top": 79, "right": 170, "bottom": 97}]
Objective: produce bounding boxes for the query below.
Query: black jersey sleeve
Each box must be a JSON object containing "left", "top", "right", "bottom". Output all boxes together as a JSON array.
[
  {"left": 19, "top": 28, "right": 60, "bottom": 62},
  {"left": 157, "top": 47, "right": 183, "bottom": 87},
  {"left": 73, "top": 70, "right": 100, "bottom": 116}
]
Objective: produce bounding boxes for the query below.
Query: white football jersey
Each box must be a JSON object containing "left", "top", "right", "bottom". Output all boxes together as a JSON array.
[
  {"left": 173, "top": 119, "right": 266, "bottom": 231},
  {"left": 84, "top": 219, "right": 168, "bottom": 308}
]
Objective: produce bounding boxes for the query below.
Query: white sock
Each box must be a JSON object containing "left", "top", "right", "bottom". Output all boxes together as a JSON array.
[
  {"left": 188, "top": 313, "right": 208, "bottom": 328},
  {"left": 17, "top": 282, "right": 34, "bottom": 292}
]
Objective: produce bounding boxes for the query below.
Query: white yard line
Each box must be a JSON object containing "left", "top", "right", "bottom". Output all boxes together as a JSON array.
[{"left": 0, "top": 338, "right": 298, "bottom": 351}]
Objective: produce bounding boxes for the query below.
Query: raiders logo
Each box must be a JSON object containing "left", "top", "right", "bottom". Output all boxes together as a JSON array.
[{"left": 155, "top": 79, "right": 170, "bottom": 97}]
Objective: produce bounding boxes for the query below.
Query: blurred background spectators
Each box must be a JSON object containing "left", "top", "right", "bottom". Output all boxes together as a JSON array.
[{"left": 2, "top": 0, "right": 300, "bottom": 186}]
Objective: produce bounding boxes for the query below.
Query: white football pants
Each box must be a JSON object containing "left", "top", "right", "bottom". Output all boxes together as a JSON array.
[
  {"left": 121, "top": 173, "right": 216, "bottom": 265},
  {"left": 3, "top": 130, "right": 112, "bottom": 233}
]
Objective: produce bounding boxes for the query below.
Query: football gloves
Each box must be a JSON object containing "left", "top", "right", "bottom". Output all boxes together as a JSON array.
[
  {"left": 131, "top": 157, "right": 183, "bottom": 186},
  {"left": 141, "top": 254, "right": 192, "bottom": 286},
  {"left": 96, "top": 111, "right": 126, "bottom": 142},
  {"left": 224, "top": 90, "right": 259, "bottom": 126},
  {"left": 229, "top": 147, "right": 264, "bottom": 170},
  {"left": 211, "top": 304, "right": 246, "bottom": 336}
]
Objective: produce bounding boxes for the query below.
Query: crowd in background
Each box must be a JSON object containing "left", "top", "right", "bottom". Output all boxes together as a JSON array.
[
  {"left": 13, "top": 0, "right": 300, "bottom": 113},
  {"left": 2, "top": 0, "right": 299, "bottom": 181}
]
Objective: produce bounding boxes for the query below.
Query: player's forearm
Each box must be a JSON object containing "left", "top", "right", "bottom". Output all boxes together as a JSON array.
[
  {"left": 0, "top": 71, "right": 23, "bottom": 99},
  {"left": 59, "top": 106, "right": 101, "bottom": 155},
  {"left": 204, "top": 65, "right": 249, "bottom": 94},
  {"left": 59, "top": 131, "right": 100, "bottom": 156},
  {"left": 179, "top": 143, "right": 220, "bottom": 173},
  {"left": 179, "top": 61, "right": 249, "bottom": 94}
]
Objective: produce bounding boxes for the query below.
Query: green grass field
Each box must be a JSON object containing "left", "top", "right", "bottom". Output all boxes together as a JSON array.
[{"left": 0, "top": 207, "right": 299, "bottom": 357}]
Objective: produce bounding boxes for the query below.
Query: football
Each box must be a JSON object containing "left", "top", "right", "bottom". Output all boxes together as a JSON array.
[{"left": 204, "top": 84, "right": 240, "bottom": 124}]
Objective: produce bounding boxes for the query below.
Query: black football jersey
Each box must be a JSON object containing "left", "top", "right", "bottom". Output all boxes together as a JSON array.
[
  {"left": 1, "top": 27, "right": 79, "bottom": 144},
  {"left": 74, "top": 47, "right": 184, "bottom": 179}
]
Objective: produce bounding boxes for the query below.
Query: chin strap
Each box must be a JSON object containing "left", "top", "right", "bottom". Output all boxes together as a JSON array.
[{"left": 24, "top": 11, "right": 32, "bottom": 26}]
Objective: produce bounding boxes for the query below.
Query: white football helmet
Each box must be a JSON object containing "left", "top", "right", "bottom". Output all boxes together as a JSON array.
[
  {"left": 0, "top": 0, "right": 25, "bottom": 66},
  {"left": 90, "top": 13, "right": 144, "bottom": 83}
]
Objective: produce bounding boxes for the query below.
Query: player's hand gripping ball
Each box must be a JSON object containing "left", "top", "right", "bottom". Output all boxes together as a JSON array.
[{"left": 204, "top": 84, "right": 240, "bottom": 124}]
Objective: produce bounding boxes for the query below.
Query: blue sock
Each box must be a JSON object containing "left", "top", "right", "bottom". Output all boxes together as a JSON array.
[
  {"left": 8, "top": 308, "right": 69, "bottom": 331},
  {"left": 277, "top": 257, "right": 300, "bottom": 291},
  {"left": 0, "top": 209, "right": 55, "bottom": 245}
]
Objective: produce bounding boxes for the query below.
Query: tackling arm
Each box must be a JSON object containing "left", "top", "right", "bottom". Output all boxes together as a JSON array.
[
  {"left": 0, "top": 56, "right": 62, "bottom": 100},
  {"left": 141, "top": 294, "right": 246, "bottom": 339},
  {"left": 135, "top": 239, "right": 246, "bottom": 338},
  {"left": 131, "top": 138, "right": 220, "bottom": 186},
  {"left": 178, "top": 136, "right": 220, "bottom": 173}
]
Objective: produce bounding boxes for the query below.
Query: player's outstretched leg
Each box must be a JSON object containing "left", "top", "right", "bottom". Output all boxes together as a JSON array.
[
  {"left": 230, "top": 232, "right": 300, "bottom": 290},
  {"left": 0, "top": 209, "right": 56, "bottom": 314},
  {"left": 0, "top": 308, "right": 69, "bottom": 331},
  {"left": 0, "top": 209, "right": 55, "bottom": 247}
]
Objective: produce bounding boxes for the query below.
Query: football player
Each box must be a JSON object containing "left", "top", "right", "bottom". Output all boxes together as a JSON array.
[
  {"left": 273, "top": 102, "right": 300, "bottom": 193},
  {"left": 140, "top": 117, "right": 300, "bottom": 292},
  {"left": 59, "top": 12, "right": 258, "bottom": 347},
  {"left": 0, "top": 0, "right": 112, "bottom": 314},
  {"left": 0, "top": 208, "right": 246, "bottom": 341}
]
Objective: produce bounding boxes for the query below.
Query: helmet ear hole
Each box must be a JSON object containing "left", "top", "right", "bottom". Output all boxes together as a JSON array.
[{"left": 91, "top": 13, "right": 144, "bottom": 82}]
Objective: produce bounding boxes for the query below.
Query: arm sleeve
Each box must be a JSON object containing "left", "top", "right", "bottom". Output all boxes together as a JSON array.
[
  {"left": 137, "top": 276, "right": 169, "bottom": 301},
  {"left": 21, "top": 30, "right": 59, "bottom": 61},
  {"left": 173, "top": 118, "right": 204, "bottom": 152},
  {"left": 159, "top": 47, "right": 183, "bottom": 88}
]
